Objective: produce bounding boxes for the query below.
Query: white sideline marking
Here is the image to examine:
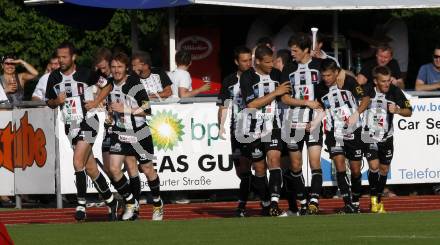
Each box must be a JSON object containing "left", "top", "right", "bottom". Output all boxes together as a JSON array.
[{"left": 357, "top": 235, "right": 439, "bottom": 239}]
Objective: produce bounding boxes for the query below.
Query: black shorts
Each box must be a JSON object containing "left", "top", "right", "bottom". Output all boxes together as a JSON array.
[
  {"left": 248, "top": 129, "right": 283, "bottom": 162},
  {"left": 325, "top": 128, "right": 363, "bottom": 161},
  {"left": 109, "top": 125, "right": 154, "bottom": 164},
  {"left": 231, "top": 132, "right": 251, "bottom": 160},
  {"left": 364, "top": 137, "right": 394, "bottom": 165},
  {"left": 64, "top": 115, "right": 99, "bottom": 146},
  {"left": 102, "top": 123, "right": 112, "bottom": 152},
  {"left": 285, "top": 126, "right": 323, "bottom": 152}
]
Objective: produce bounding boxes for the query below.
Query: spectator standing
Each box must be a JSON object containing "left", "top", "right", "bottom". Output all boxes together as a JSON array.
[
  {"left": 1, "top": 54, "right": 38, "bottom": 103},
  {"left": 169, "top": 50, "right": 210, "bottom": 98},
  {"left": 32, "top": 53, "right": 60, "bottom": 101}
]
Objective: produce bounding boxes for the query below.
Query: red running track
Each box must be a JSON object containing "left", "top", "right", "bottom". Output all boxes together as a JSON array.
[{"left": 1, "top": 195, "right": 440, "bottom": 225}]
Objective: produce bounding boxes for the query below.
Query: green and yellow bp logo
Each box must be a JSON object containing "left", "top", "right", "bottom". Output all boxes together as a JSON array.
[{"left": 149, "top": 110, "right": 185, "bottom": 151}]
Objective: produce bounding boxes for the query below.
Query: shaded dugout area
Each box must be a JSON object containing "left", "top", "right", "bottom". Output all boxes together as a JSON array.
[{"left": 174, "top": 6, "right": 434, "bottom": 90}]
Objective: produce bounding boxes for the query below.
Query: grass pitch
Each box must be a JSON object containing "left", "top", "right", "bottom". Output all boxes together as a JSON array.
[{"left": 7, "top": 211, "right": 440, "bottom": 245}]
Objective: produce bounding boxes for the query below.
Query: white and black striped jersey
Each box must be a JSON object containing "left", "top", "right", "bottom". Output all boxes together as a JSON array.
[
  {"left": 281, "top": 58, "right": 321, "bottom": 125},
  {"left": 217, "top": 72, "right": 245, "bottom": 131},
  {"left": 139, "top": 68, "right": 172, "bottom": 97},
  {"left": 45, "top": 67, "right": 110, "bottom": 125},
  {"left": 107, "top": 75, "right": 150, "bottom": 131},
  {"left": 316, "top": 75, "right": 369, "bottom": 140},
  {"left": 362, "top": 84, "right": 411, "bottom": 142},
  {"left": 240, "top": 68, "right": 282, "bottom": 137}
]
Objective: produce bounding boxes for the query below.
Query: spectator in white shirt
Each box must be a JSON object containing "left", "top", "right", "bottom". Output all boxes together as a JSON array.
[
  {"left": 169, "top": 50, "right": 210, "bottom": 98},
  {"left": 31, "top": 53, "right": 60, "bottom": 101}
]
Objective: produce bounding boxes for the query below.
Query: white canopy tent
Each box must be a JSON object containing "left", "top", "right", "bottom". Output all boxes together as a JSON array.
[
  {"left": 192, "top": 0, "right": 440, "bottom": 10},
  {"left": 25, "top": 0, "right": 440, "bottom": 10}
]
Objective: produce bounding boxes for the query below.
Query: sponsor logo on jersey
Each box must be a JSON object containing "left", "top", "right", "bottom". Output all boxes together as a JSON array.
[
  {"left": 287, "top": 142, "right": 299, "bottom": 150},
  {"left": 251, "top": 148, "right": 263, "bottom": 158},
  {"left": 355, "top": 86, "right": 364, "bottom": 95},
  {"left": 311, "top": 71, "right": 319, "bottom": 83},
  {"left": 110, "top": 143, "right": 122, "bottom": 152},
  {"left": 65, "top": 85, "right": 72, "bottom": 94},
  {"left": 299, "top": 86, "right": 309, "bottom": 100},
  {"left": 323, "top": 99, "right": 330, "bottom": 109},
  {"left": 118, "top": 134, "right": 138, "bottom": 143},
  {"left": 139, "top": 153, "right": 148, "bottom": 161},
  {"left": 330, "top": 146, "right": 344, "bottom": 154},
  {"left": 97, "top": 76, "right": 108, "bottom": 88}
]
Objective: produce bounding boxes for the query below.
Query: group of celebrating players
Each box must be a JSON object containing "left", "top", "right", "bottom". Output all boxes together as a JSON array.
[
  {"left": 217, "top": 32, "right": 412, "bottom": 217},
  {"left": 46, "top": 42, "right": 163, "bottom": 222},
  {"left": 45, "top": 29, "right": 413, "bottom": 222}
]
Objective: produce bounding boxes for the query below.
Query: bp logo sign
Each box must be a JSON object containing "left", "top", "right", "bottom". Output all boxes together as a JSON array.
[{"left": 149, "top": 110, "right": 185, "bottom": 151}]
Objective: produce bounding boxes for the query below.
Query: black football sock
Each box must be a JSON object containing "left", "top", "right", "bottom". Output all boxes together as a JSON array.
[
  {"left": 238, "top": 171, "right": 252, "bottom": 205},
  {"left": 337, "top": 171, "right": 352, "bottom": 205},
  {"left": 252, "top": 174, "right": 270, "bottom": 203},
  {"left": 377, "top": 174, "right": 388, "bottom": 203},
  {"left": 75, "top": 169, "right": 87, "bottom": 207},
  {"left": 92, "top": 171, "right": 114, "bottom": 204},
  {"left": 351, "top": 173, "right": 362, "bottom": 203},
  {"left": 310, "top": 169, "right": 323, "bottom": 204},
  {"left": 268, "top": 168, "right": 282, "bottom": 203},
  {"left": 283, "top": 170, "right": 298, "bottom": 211},
  {"left": 112, "top": 175, "right": 135, "bottom": 204},
  {"left": 129, "top": 175, "right": 141, "bottom": 203},
  {"left": 290, "top": 170, "right": 307, "bottom": 203},
  {"left": 368, "top": 169, "right": 379, "bottom": 197}
]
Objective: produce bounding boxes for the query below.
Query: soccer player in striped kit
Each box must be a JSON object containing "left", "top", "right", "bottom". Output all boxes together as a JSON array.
[
  {"left": 218, "top": 46, "right": 270, "bottom": 217},
  {"left": 280, "top": 33, "right": 324, "bottom": 215},
  {"left": 239, "top": 45, "right": 291, "bottom": 216},
  {"left": 315, "top": 58, "right": 371, "bottom": 213},
  {"left": 106, "top": 52, "right": 163, "bottom": 221},
  {"left": 46, "top": 41, "right": 119, "bottom": 221},
  {"left": 362, "top": 66, "right": 412, "bottom": 213},
  {"left": 94, "top": 49, "right": 143, "bottom": 219}
]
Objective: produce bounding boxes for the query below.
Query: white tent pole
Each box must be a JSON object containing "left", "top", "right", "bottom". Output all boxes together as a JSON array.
[
  {"left": 333, "top": 11, "right": 339, "bottom": 61},
  {"left": 169, "top": 8, "right": 177, "bottom": 71}
]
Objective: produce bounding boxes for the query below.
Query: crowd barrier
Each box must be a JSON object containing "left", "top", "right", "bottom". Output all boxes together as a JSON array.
[{"left": 0, "top": 92, "right": 440, "bottom": 208}]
